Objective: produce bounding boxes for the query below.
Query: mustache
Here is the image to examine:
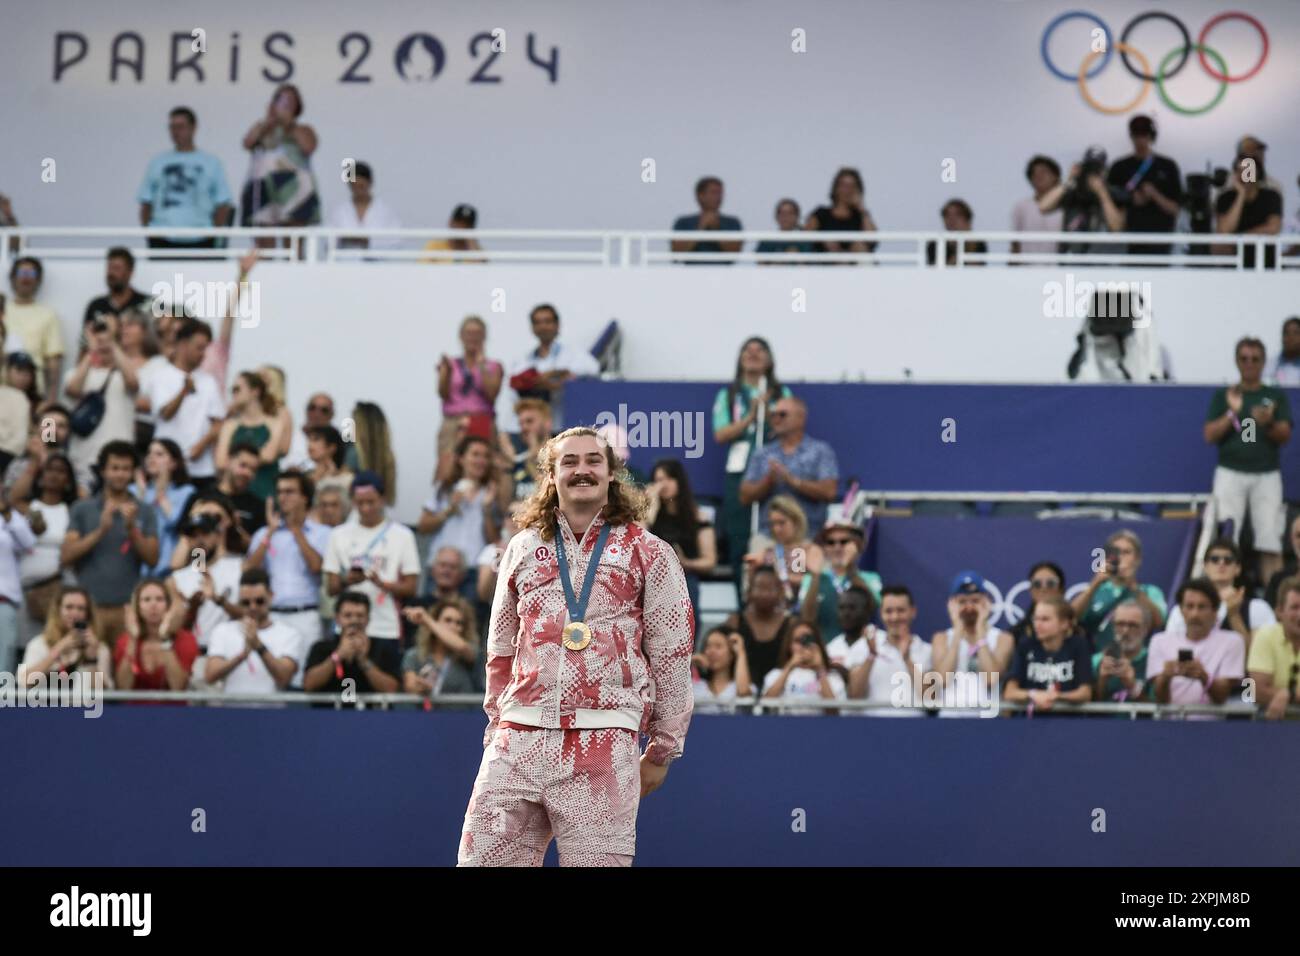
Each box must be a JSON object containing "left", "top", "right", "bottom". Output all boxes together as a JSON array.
[{"left": 566, "top": 474, "right": 599, "bottom": 486}]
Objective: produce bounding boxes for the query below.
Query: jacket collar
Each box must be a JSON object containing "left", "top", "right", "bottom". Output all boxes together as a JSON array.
[{"left": 554, "top": 506, "right": 608, "bottom": 551}]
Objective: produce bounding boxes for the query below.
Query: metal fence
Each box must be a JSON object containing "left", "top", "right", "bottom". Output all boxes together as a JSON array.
[
  {"left": 3, "top": 226, "right": 1296, "bottom": 269},
  {"left": 14, "top": 688, "right": 1290, "bottom": 719}
]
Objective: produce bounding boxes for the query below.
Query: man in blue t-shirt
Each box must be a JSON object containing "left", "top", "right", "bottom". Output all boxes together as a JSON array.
[
  {"left": 137, "top": 107, "right": 233, "bottom": 249},
  {"left": 671, "top": 176, "right": 743, "bottom": 264}
]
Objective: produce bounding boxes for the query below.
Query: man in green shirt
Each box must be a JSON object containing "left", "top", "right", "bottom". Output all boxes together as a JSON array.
[{"left": 1204, "top": 337, "right": 1293, "bottom": 584}]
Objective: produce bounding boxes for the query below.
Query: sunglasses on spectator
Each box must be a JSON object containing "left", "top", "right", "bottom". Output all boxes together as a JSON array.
[
  {"left": 769, "top": 410, "right": 790, "bottom": 419},
  {"left": 1030, "top": 578, "right": 1060, "bottom": 589},
  {"left": 239, "top": 597, "right": 268, "bottom": 607},
  {"left": 1205, "top": 554, "right": 1236, "bottom": 564},
  {"left": 308, "top": 403, "right": 332, "bottom": 413}
]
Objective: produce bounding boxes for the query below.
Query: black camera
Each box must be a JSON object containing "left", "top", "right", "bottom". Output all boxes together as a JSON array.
[
  {"left": 1079, "top": 145, "right": 1108, "bottom": 180},
  {"left": 182, "top": 512, "right": 222, "bottom": 536},
  {"left": 1184, "top": 165, "right": 1230, "bottom": 237}
]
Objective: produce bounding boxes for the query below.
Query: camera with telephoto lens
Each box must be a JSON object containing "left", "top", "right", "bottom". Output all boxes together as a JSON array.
[
  {"left": 1184, "top": 164, "right": 1230, "bottom": 239},
  {"left": 1061, "top": 146, "right": 1119, "bottom": 212}
]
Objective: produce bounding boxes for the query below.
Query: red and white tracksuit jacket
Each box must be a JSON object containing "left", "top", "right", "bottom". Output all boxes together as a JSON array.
[{"left": 482, "top": 509, "right": 695, "bottom": 764}]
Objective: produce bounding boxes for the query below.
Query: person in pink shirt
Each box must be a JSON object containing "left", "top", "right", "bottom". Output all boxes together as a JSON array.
[
  {"left": 436, "top": 315, "right": 503, "bottom": 457},
  {"left": 1147, "top": 577, "right": 1245, "bottom": 714}
]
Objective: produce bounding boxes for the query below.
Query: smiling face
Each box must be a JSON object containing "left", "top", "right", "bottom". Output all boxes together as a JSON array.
[
  {"left": 460, "top": 440, "right": 490, "bottom": 482},
  {"left": 881, "top": 593, "right": 916, "bottom": 638},
  {"left": 552, "top": 434, "right": 611, "bottom": 513}
]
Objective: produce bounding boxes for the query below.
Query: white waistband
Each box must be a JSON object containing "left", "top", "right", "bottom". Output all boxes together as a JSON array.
[{"left": 500, "top": 704, "right": 640, "bottom": 732}]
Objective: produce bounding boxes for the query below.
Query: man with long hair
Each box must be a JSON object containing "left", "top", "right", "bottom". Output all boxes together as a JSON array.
[{"left": 458, "top": 427, "right": 694, "bottom": 866}]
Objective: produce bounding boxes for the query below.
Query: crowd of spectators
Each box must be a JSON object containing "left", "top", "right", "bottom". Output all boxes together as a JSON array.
[
  {"left": 0, "top": 261, "right": 1296, "bottom": 719},
  {"left": 669, "top": 116, "right": 1292, "bottom": 266},
  {"left": 0, "top": 102, "right": 1297, "bottom": 720}
]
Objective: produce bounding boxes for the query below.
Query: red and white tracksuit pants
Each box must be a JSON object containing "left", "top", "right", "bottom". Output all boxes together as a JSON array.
[{"left": 458, "top": 724, "right": 641, "bottom": 867}]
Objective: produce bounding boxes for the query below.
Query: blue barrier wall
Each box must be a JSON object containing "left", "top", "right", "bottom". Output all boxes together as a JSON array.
[
  {"left": 565, "top": 381, "right": 1300, "bottom": 501},
  {"left": 3, "top": 709, "right": 1297, "bottom": 866}
]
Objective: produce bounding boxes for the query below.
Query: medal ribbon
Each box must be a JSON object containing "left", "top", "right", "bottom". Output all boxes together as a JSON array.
[{"left": 555, "top": 521, "right": 612, "bottom": 627}]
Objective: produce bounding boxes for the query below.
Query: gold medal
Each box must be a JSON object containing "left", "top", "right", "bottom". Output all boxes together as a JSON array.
[{"left": 562, "top": 621, "right": 592, "bottom": 651}]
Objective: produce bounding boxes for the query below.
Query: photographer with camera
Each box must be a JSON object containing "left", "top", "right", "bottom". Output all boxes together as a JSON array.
[
  {"left": 64, "top": 302, "right": 140, "bottom": 485},
  {"left": 1037, "top": 146, "right": 1124, "bottom": 255},
  {"left": 17, "top": 586, "right": 112, "bottom": 694},
  {"left": 1106, "top": 115, "right": 1182, "bottom": 256},
  {"left": 1071, "top": 530, "right": 1167, "bottom": 655}
]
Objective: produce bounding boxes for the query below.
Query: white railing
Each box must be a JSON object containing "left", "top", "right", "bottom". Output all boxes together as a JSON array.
[{"left": 2, "top": 227, "right": 1295, "bottom": 270}]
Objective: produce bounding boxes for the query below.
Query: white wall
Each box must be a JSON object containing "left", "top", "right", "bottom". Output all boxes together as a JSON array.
[
  {"left": 33, "top": 260, "right": 1300, "bottom": 521},
  {"left": 4, "top": 0, "right": 1299, "bottom": 238}
]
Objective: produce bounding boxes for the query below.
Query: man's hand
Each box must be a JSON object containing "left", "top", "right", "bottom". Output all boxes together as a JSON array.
[
  {"left": 183, "top": 375, "right": 196, "bottom": 397},
  {"left": 1226, "top": 386, "right": 1243, "bottom": 415},
  {"left": 946, "top": 596, "right": 962, "bottom": 631},
  {"left": 265, "top": 498, "right": 281, "bottom": 534},
  {"left": 118, "top": 500, "right": 138, "bottom": 529},
  {"left": 1180, "top": 658, "right": 1209, "bottom": 685},
  {"left": 98, "top": 503, "right": 118, "bottom": 533},
  {"left": 242, "top": 617, "right": 260, "bottom": 652},
  {"left": 1252, "top": 402, "right": 1276, "bottom": 427},
  {"left": 697, "top": 209, "right": 720, "bottom": 230},
  {"left": 1265, "top": 688, "right": 1290, "bottom": 720},
  {"left": 345, "top": 566, "right": 367, "bottom": 586},
  {"left": 767, "top": 459, "right": 789, "bottom": 484},
  {"left": 639, "top": 754, "right": 669, "bottom": 798},
  {"left": 1221, "top": 585, "right": 1245, "bottom": 618}
]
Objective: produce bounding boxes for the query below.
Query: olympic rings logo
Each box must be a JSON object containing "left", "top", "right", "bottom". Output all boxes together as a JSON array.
[{"left": 1041, "top": 10, "right": 1268, "bottom": 115}]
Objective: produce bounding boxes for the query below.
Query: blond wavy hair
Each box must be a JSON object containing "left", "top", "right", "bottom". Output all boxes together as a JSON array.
[{"left": 514, "top": 427, "right": 647, "bottom": 539}]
